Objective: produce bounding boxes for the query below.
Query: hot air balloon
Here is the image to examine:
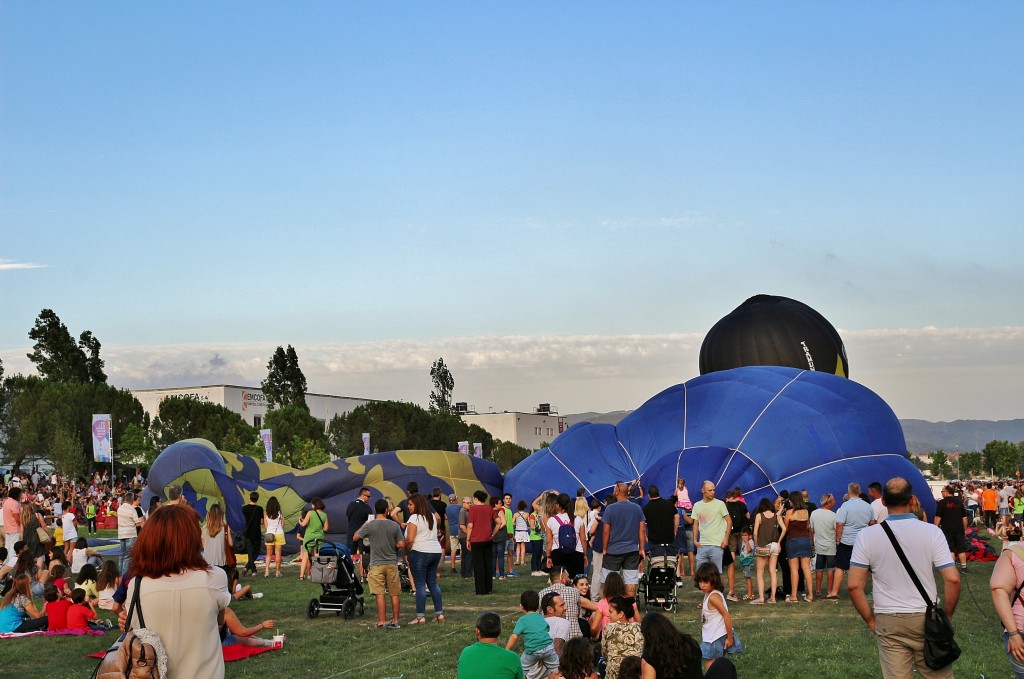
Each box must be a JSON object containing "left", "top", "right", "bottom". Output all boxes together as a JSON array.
[
  {"left": 142, "top": 439, "right": 504, "bottom": 544},
  {"left": 503, "top": 367, "right": 932, "bottom": 517},
  {"left": 699, "top": 295, "right": 849, "bottom": 377}
]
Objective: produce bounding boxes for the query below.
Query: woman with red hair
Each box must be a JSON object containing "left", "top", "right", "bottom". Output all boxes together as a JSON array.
[{"left": 123, "top": 504, "right": 231, "bottom": 678}]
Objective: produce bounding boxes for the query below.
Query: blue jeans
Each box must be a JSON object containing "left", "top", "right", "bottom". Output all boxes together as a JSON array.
[
  {"left": 119, "top": 537, "right": 136, "bottom": 574},
  {"left": 530, "top": 540, "right": 544, "bottom": 572},
  {"left": 695, "top": 545, "right": 724, "bottom": 572},
  {"left": 408, "top": 550, "right": 443, "bottom": 617},
  {"left": 494, "top": 540, "right": 506, "bottom": 576},
  {"left": 1005, "top": 631, "right": 1024, "bottom": 678}
]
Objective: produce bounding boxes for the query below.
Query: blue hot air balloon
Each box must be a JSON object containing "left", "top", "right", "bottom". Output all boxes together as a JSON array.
[{"left": 503, "top": 366, "right": 932, "bottom": 517}]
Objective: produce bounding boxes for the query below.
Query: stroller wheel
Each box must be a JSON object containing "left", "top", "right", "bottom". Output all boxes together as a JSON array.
[
  {"left": 307, "top": 598, "right": 321, "bottom": 619},
  {"left": 358, "top": 602, "right": 365, "bottom": 616},
  {"left": 664, "top": 601, "right": 675, "bottom": 612},
  {"left": 343, "top": 599, "right": 356, "bottom": 619}
]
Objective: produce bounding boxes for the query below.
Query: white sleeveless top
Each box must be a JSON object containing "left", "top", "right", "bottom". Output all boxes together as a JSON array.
[{"left": 701, "top": 590, "right": 727, "bottom": 642}]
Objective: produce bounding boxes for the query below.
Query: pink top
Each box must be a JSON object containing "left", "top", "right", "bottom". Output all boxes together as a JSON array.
[
  {"left": 2, "top": 498, "right": 20, "bottom": 533},
  {"left": 1010, "top": 547, "right": 1024, "bottom": 632}
]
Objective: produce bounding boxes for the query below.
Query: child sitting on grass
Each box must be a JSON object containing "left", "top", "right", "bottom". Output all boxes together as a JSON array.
[
  {"left": 737, "top": 528, "right": 756, "bottom": 599},
  {"left": 506, "top": 589, "right": 560, "bottom": 679},
  {"left": 43, "top": 584, "right": 72, "bottom": 631},
  {"left": 96, "top": 561, "right": 120, "bottom": 611},
  {"left": 601, "top": 596, "right": 643, "bottom": 679},
  {"left": 65, "top": 588, "right": 96, "bottom": 632},
  {"left": 74, "top": 564, "right": 100, "bottom": 612},
  {"left": 694, "top": 562, "right": 743, "bottom": 672}
]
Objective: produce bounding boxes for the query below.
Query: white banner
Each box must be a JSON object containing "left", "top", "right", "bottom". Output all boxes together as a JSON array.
[
  {"left": 362, "top": 433, "right": 370, "bottom": 456},
  {"left": 473, "top": 442, "right": 482, "bottom": 458},
  {"left": 92, "top": 414, "right": 112, "bottom": 464},
  {"left": 260, "top": 429, "right": 273, "bottom": 463}
]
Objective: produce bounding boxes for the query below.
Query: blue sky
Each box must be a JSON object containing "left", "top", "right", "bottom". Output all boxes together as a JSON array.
[{"left": 2, "top": 3, "right": 1022, "bottom": 422}]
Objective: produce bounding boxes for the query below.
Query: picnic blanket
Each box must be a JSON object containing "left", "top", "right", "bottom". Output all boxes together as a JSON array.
[
  {"left": 87, "top": 644, "right": 276, "bottom": 662},
  {"left": 1, "top": 629, "right": 106, "bottom": 639}
]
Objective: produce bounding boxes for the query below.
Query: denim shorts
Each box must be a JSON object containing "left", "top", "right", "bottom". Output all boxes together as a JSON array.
[
  {"left": 814, "top": 553, "right": 835, "bottom": 571},
  {"left": 700, "top": 632, "right": 743, "bottom": 660}
]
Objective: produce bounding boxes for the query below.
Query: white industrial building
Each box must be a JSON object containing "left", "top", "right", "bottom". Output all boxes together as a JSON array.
[
  {"left": 460, "top": 403, "right": 568, "bottom": 451},
  {"left": 131, "top": 385, "right": 372, "bottom": 430}
]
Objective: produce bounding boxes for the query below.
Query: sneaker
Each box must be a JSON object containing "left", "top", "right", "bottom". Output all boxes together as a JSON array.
[
  {"left": 252, "top": 592, "right": 264, "bottom": 599},
  {"left": 531, "top": 571, "right": 547, "bottom": 577},
  {"left": 507, "top": 572, "right": 517, "bottom": 577},
  {"left": 676, "top": 578, "right": 684, "bottom": 586},
  {"left": 385, "top": 621, "right": 401, "bottom": 629}
]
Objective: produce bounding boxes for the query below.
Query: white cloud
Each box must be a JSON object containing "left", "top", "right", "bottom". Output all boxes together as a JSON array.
[
  {"left": 0, "top": 259, "right": 46, "bottom": 271},
  {"left": 2, "top": 327, "right": 1022, "bottom": 422}
]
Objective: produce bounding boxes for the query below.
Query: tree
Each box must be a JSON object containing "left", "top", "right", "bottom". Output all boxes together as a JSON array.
[
  {"left": 929, "top": 450, "right": 952, "bottom": 479},
  {"left": 262, "top": 404, "right": 325, "bottom": 466},
  {"left": 51, "top": 425, "right": 88, "bottom": 479},
  {"left": 0, "top": 375, "right": 147, "bottom": 472},
  {"left": 958, "top": 451, "right": 982, "bottom": 477},
  {"left": 983, "top": 440, "right": 1022, "bottom": 478},
  {"left": 118, "top": 423, "right": 159, "bottom": 467},
  {"left": 261, "top": 345, "right": 308, "bottom": 411},
  {"left": 152, "top": 396, "right": 257, "bottom": 451},
  {"left": 429, "top": 357, "right": 455, "bottom": 415},
  {"left": 488, "top": 439, "right": 533, "bottom": 474},
  {"left": 327, "top": 400, "right": 494, "bottom": 458},
  {"left": 26, "top": 309, "right": 106, "bottom": 383}
]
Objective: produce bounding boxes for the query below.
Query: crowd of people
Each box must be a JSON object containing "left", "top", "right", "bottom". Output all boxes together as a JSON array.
[{"left": 9, "top": 463, "right": 1024, "bottom": 677}]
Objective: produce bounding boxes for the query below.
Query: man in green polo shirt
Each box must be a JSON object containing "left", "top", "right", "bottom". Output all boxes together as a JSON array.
[{"left": 458, "top": 611, "right": 525, "bottom": 679}]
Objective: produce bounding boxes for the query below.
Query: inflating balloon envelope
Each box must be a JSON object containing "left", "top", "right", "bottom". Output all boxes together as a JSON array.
[{"left": 504, "top": 366, "right": 933, "bottom": 516}]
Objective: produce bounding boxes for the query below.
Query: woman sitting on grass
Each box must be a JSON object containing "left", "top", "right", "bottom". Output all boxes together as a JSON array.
[
  {"left": 70, "top": 537, "right": 103, "bottom": 574},
  {"left": 0, "top": 574, "right": 48, "bottom": 633},
  {"left": 560, "top": 637, "right": 600, "bottom": 679},
  {"left": 601, "top": 596, "right": 643, "bottom": 679},
  {"left": 220, "top": 607, "right": 276, "bottom": 647},
  {"left": 639, "top": 612, "right": 702, "bottom": 679},
  {"left": 596, "top": 572, "right": 640, "bottom": 636}
]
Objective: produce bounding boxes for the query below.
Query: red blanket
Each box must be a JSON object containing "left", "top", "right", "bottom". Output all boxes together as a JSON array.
[{"left": 87, "top": 644, "right": 276, "bottom": 661}]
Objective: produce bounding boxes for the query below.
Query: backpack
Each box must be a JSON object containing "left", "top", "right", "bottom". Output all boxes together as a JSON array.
[
  {"left": 555, "top": 515, "right": 577, "bottom": 555},
  {"left": 94, "top": 577, "right": 168, "bottom": 679}
]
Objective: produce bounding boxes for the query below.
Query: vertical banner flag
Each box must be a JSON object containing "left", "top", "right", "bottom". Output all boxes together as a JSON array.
[
  {"left": 92, "top": 415, "right": 112, "bottom": 463},
  {"left": 458, "top": 441, "right": 469, "bottom": 455},
  {"left": 473, "top": 442, "right": 483, "bottom": 458},
  {"left": 362, "top": 433, "right": 371, "bottom": 456},
  {"left": 260, "top": 429, "right": 273, "bottom": 463}
]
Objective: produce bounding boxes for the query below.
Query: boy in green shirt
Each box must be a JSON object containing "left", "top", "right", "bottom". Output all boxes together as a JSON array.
[
  {"left": 506, "top": 590, "right": 559, "bottom": 678},
  {"left": 458, "top": 612, "right": 525, "bottom": 679}
]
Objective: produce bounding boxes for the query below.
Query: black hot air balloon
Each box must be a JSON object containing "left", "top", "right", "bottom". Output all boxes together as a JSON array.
[{"left": 699, "top": 295, "right": 849, "bottom": 377}]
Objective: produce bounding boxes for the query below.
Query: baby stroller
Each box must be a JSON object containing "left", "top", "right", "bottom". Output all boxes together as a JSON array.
[
  {"left": 307, "top": 539, "right": 365, "bottom": 619},
  {"left": 397, "top": 561, "right": 413, "bottom": 593},
  {"left": 637, "top": 545, "right": 678, "bottom": 612}
]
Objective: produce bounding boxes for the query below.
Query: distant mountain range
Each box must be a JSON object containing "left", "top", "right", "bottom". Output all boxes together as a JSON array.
[{"left": 565, "top": 412, "right": 1024, "bottom": 455}]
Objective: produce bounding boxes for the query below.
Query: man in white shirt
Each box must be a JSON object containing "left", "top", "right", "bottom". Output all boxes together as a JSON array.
[
  {"left": 809, "top": 493, "right": 838, "bottom": 598},
  {"left": 868, "top": 482, "right": 888, "bottom": 525},
  {"left": 117, "top": 492, "right": 143, "bottom": 572},
  {"left": 848, "top": 477, "right": 960, "bottom": 679},
  {"left": 541, "top": 591, "right": 569, "bottom": 655}
]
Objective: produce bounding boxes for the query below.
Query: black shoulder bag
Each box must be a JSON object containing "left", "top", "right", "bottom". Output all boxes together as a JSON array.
[{"left": 880, "top": 522, "right": 961, "bottom": 670}]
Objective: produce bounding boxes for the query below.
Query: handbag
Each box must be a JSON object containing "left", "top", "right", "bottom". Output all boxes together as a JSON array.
[
  {"left": 881, "top": 522, "right": 961, "bottom": 670},
  {"left": 754, "top": 545, "right": 771, "bottom": 558},
  {"left": 264, "top": 532, "right": 276, "bottom": 545},
  {"left": 93, "top": 577, "right": 167, "bottom": 679},
  {"left": 36, "top": 523, "right": 52, "bottom": 544}
]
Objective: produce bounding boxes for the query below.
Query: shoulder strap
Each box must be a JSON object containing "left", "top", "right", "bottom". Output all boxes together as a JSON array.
[
  {"left": 127, "top": 576, "right": 146, "bottom": 630},
  {"left": 880, "top": 522, "right": 933, "bottom": 607}
]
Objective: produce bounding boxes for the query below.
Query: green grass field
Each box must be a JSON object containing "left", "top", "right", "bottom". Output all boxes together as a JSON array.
[{"left": 0, "top": 537, "right": 1011, "bottom": 678}]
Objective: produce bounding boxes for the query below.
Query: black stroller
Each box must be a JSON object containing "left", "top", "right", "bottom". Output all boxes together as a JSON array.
[
  {"left": 637, "top": 545, "right": 678, "bottom": 612},
  {"left": 307, "top": 540, "right": 365, "bottom": 619}
]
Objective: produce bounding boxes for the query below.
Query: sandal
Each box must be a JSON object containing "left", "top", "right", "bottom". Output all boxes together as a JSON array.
[
  {"left": 409, "top": 616, "right": 427, "bottom": 625},
  {"left": 749, "top": 599, "right": 764, "bottom": 605},
  {"left": 375, "top": 622, "right": 387, "bottom": 629},
  {"left": 276, "top": 572, "right": 283, "bottom": 578},
  {"left": 434, "top": 614, "right": 446, "bottom": 623},
  {"left": 768, "top": 598, "right": 777, "bottom": 604}
]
